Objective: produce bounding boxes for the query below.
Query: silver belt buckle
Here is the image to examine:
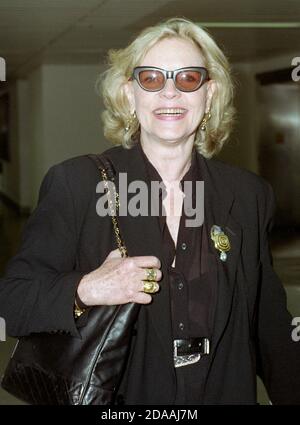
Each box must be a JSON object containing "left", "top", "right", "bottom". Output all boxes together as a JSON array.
[{"left": 173, "top": 338, "right": 210, "bottom": 368}]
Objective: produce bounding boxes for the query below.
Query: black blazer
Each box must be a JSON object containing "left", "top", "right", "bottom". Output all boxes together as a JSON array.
[{"left": 0, "top": 142, "right": 299, "bottom": 405}]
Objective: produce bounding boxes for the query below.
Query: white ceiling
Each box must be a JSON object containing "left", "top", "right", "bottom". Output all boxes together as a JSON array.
[{"left": 0, "top": 0, "right": 299, "bottom": 79}]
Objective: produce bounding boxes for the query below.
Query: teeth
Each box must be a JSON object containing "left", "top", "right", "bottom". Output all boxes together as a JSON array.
[{"left": 155, "top": 108, "right": 186, "bottom": 115}]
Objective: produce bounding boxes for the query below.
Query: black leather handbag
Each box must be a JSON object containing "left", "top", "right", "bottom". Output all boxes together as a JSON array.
[{"left": 1, "top": 154, "right": 140, "bottom": 405}]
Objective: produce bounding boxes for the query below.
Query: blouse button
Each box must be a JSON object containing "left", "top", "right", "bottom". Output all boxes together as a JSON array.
[
  {"left": 178, "top": 282, "right": 184, "bottom": 290},
  {"left": 179, "top": 323, "right": 184, "bottom": 331},
  {"left": 181, "top": 242, "right": 187, "bottom": 251}
]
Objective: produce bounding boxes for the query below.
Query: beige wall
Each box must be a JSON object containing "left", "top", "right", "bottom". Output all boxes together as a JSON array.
[
  {"left": 41, "top": 64, "right": 111, "bottom": 185},
  {"left": 218, "top": 52, "right": 299, "bottom": 175},
  {"left": 18, "top": 79, "right": 31, "bottom": 209},
  {"left": 218, "top": 63, "right": 259, "bottom": 173},
  {"left": 0, "top": 82, "right": 20, "bottom": 205},
  {"left": 1, "top": 63, "right": 109, "bottom": 211}
]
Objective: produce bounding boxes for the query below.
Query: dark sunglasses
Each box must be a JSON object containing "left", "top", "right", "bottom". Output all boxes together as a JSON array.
[{"left": 130, "top": 66, "right": 209, "bottom": 92}]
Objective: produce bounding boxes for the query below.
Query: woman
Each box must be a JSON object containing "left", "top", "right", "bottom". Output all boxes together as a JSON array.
[{"left": 0, "top": 18, "right": 299, "bottom": 405}]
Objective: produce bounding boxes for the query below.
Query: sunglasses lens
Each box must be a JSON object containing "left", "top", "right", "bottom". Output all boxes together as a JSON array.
[
  {"left": 138, "top": 69, "right": 164, "bottom": 91},
  {"left": 176, "top": 70, "right": 204, "bottom": 91}
]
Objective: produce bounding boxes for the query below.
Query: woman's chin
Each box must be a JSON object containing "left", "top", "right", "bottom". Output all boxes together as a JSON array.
[
  {"left": 157, "top": 131, "right": 195, "bottom": 145},
  {"left": 151, "top": 129, "right": 189, "bottom": 144},
  {"left": 154, "top": 136, "right": 186, "bottom": 145},
  {"left": 141, "top": 126, "right": 195, "bottom": 145}
]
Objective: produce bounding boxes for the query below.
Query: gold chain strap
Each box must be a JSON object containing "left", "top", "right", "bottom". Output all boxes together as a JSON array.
[
  {"left": 74, "top": 160, "right": 128, "bottom": 319},
  {"left": 99, "top": 167, "right": 128, "bottom": 259}
]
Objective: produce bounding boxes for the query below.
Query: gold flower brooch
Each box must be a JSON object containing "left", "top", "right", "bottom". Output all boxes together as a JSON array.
[{"left": 210, "top": 225, "right": 231, "bottom": 262}]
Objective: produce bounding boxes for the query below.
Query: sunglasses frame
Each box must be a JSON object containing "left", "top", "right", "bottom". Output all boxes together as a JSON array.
[{"left": 130, "top": 66, "right": 210, "bottom": 92}]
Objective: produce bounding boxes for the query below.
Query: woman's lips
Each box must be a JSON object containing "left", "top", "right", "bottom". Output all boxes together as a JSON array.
[{"left": 153, "top": 108, "right": 188, "bottom": 121}]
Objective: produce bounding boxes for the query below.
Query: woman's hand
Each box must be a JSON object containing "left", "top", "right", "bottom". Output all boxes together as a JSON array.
[{"left": 76, "top": 248, "right": 162, "bottom": 306}]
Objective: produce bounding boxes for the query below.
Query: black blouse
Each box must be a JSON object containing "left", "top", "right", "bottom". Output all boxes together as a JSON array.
[{"left": 138, "top": 143, "right": 217, "bottom": 340}]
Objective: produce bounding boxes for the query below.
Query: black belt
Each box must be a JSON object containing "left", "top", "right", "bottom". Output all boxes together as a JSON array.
[{"left": 174, "top": 337, "right": 210, "bottom": 357}]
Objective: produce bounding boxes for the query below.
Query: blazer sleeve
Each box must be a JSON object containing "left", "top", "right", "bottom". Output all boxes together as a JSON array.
[
  {"left": 256, "top": 182, "right": 300, "bottom": 404},
  {"left": 0, "top": 163, "right": 86, "bottom": 338}
]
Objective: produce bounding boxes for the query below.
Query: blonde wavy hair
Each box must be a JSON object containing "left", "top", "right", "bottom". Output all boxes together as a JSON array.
[{"left": 97, "top": 17, "right": 235, "bottom": 158}]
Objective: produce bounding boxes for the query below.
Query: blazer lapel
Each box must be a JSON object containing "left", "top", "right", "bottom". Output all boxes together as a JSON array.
[
  {"left": 199, "top": 154, "right": 242, "bottom": 353},
  {"left": 106, "top": 144, "right": 174, "bottom": 364}
]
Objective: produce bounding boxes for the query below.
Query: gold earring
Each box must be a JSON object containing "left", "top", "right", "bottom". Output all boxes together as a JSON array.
[
  {"left": 200, "top": 111, "right": 211, "bottom": 131},
  {"left": 125, "top": 111, "right": 137, "bottom": 132}
]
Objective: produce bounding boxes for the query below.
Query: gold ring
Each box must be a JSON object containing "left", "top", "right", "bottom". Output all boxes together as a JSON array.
[
  {"left": 145, "top": 268, "right": 157, "bottom": 281},
  {"left": 143, "top": 281, "right": 159, "bottom": 294}
]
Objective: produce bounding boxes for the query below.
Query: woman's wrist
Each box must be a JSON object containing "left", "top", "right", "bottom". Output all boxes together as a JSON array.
[
  {"left": 75, "top": 290, "right": 88, "bottom": 309},
  {"left": 74, "top": 275, "right": 90, "bottom": 318},
  {"left": 76, "top": 274, "right": 92, "bottom": 306}
]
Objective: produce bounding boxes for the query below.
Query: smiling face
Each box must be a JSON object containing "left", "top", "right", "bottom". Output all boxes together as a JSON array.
[{"left": 125, "top": 37, "right": 216, "bottom": 148}]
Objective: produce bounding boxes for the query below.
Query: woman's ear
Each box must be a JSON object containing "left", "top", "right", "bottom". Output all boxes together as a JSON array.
[
  {"left": 123, "top": 81, "right": 136, "bottom": 113},
  {"left": 205, "top": 79, "right": 217, "bottom": 113}
]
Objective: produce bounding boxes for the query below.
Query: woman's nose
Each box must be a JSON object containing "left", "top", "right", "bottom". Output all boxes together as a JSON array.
[{"left": 159, "top": 78, "right": 180, "bottom": 99}]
